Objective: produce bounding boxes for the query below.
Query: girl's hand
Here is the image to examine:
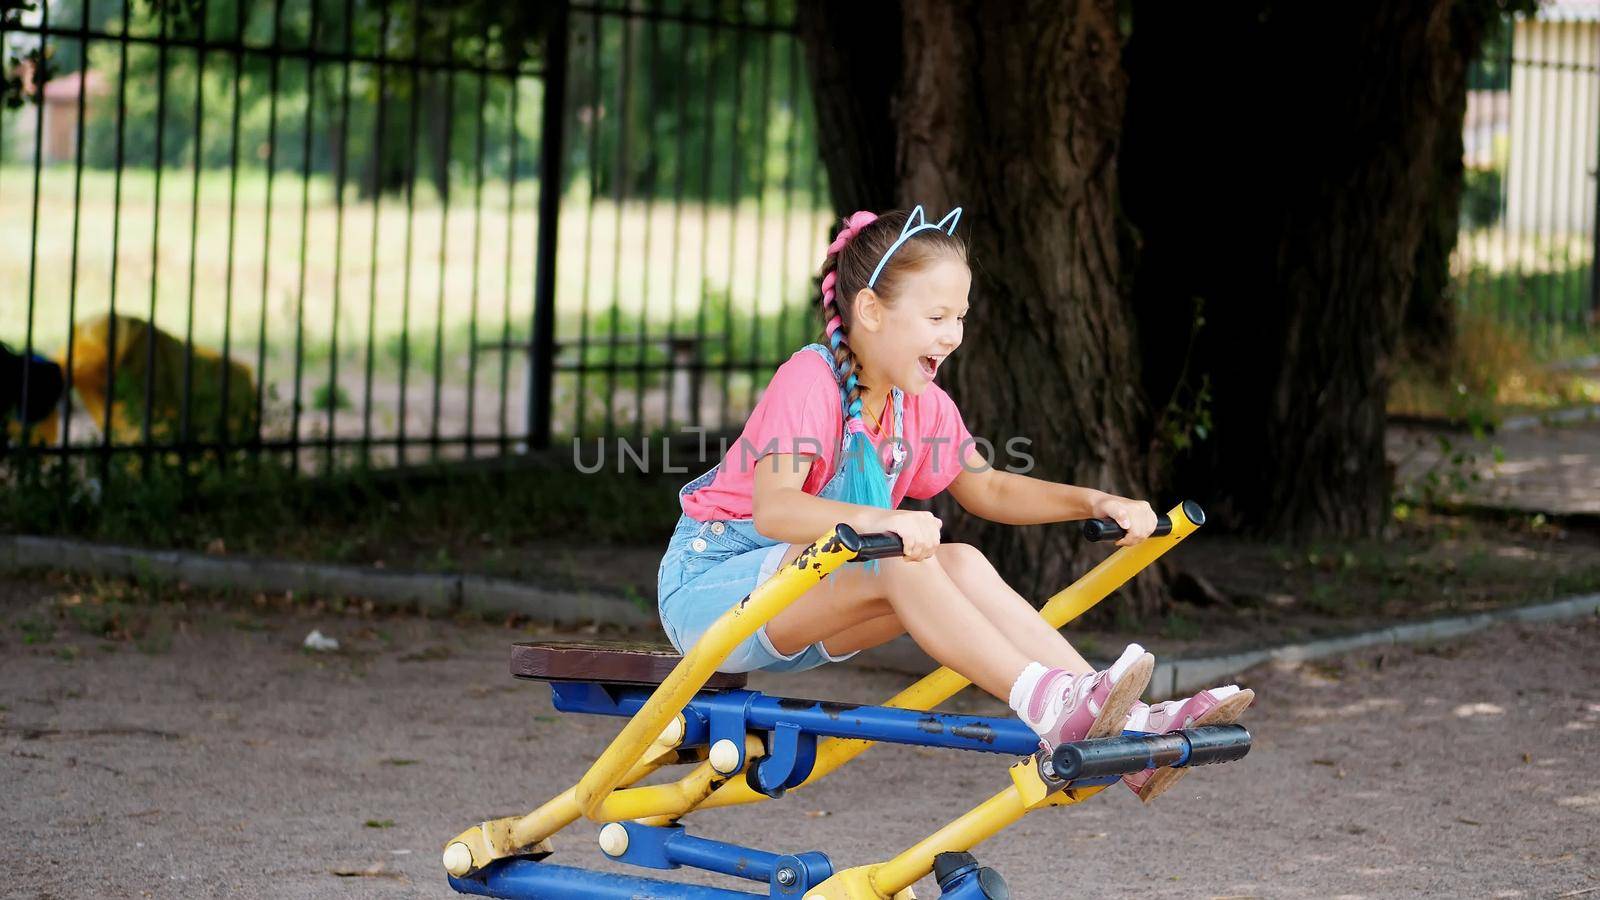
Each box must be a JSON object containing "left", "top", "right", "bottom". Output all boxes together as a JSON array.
[
  {"left": 866, "top": 509, "right": 942, "bottom": 562},
  {"left": 1092, "top": 494, "right": 1158, "bottom": 547}
]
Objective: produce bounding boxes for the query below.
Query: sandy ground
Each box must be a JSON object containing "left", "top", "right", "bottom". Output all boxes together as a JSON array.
[{"left": 3, "top": 578, "right": 1597, "bottom": 899}]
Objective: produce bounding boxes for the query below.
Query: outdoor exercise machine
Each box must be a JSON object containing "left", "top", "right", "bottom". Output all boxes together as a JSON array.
[{"left": 442, "top": 500, "right": 1252, "bottom": 899}]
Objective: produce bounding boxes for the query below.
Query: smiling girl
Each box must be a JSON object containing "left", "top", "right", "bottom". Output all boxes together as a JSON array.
[{"left": 655, "top": 207, "right": 1252, "bottom": 802}]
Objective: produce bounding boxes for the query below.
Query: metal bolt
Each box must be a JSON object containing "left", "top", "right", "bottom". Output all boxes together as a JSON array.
[{"left": 776, "top": 867, "right": 797, "bottom": 886}]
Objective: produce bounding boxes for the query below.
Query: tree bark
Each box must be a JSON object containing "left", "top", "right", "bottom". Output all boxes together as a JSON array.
[
  {"left": 794, "top": 1, "right": 902, "bottom": 214},
  {"left": 1404, "top": 4, "right": 1506, "bottom": 371},
  {"left": 895, "top": 0, "right": 1160, "bottom": 612},
  {"left": 1123, "top": 0, "right": 1476, "bottom": 540}
]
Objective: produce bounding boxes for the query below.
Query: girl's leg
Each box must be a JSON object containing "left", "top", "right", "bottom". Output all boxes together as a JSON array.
[
  {"left": 816, "top": 613, "right": 904, "bottom": 657},
  {"left": 766, "top": 542, "right": 1094, "bottom": 673},
  {"left": 762, "top": 545, "right": 1032, "bottom": 699},
  {"left": 933, "top": 543, "right": 1094, "bottom": 673}
]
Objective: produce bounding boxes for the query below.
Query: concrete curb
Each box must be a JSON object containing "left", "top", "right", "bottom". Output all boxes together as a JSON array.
[
  {"left": 6, "top": 534, "right": 1596, "bottom": 695},
  {"left": 0, "top": 534, "right": 656, "bottom": 629},
  {"left": 1149, "top": 592, "right": 1600, "bottom": 699},
  {"left": 848, "top": 593, "right": 1600, "bottom": 701}
]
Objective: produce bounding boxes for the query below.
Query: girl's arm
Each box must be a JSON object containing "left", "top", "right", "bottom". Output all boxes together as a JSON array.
[
  {"left": 752, "top": 454, "right": 942, "bottom": 560},
  {"left": 945, "top": 449, "right": 1159, "bottom": 546}
]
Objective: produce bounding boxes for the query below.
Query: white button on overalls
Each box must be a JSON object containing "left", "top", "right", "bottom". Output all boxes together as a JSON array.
[
  {"left": 710, "top": 522, "right": 726, "bottom": 535},
  {"left": 690, "top": 538, "right": 708, "bottom": 553}
]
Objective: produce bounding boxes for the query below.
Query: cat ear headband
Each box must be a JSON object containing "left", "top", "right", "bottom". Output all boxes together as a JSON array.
[{"left": 867, "top": 204, "right": 963, "bottom": 288}]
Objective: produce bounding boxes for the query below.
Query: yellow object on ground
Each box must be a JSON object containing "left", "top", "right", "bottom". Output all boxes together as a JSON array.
[{"left": 63, "top": 313, "right": 257, "bottom": 444}]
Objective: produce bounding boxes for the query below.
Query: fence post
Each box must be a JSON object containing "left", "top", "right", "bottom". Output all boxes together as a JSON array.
[
  {"left": 1590, "top": 106, "right": 1600, "bottom": 321},
  {"left": 529, "top": 0, "right": 569, "bottom": 451}
]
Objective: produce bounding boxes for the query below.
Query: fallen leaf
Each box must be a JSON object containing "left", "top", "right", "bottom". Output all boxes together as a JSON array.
[
  {"left": 331, "top": 862, "right": 402, "bottom": 880},
  {"left": 364, "top": 819, "right": 396, "bottom": 829}
]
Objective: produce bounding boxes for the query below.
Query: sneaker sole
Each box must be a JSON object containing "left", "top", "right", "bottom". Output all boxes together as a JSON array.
[
  {"left": 1135, "top": 688, "right": 1256, "bottom": 803},
  {"left": 1085, "top": 653, "right": 1155, "bottom": 740}
]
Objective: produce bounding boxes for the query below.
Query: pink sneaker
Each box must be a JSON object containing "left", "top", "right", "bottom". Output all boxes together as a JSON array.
[
  {"left": 1033, "top": 644, "right": 1155, "bottom": 749},
  {"left": 1122, "top": 685, "right": 1256, "bottom": 803}
]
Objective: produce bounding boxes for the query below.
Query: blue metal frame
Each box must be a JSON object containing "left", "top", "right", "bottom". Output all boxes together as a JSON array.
[{"left": 454, "top": 680, "right": 1250, "bottom": 898}]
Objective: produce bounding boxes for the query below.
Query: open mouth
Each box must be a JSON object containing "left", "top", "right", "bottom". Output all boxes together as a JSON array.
[{"left": 919, "top": 355, "right": 943, "bottom": 380}]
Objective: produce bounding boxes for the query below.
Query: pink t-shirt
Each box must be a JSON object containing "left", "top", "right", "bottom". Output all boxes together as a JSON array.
[{"left": 681, "top": 349, "right": 975, "bottom": 521}]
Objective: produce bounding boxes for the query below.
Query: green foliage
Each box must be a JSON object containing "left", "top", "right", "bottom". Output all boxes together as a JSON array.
[
  {"left": 15, "top": 0, "right": 816, "bottom": 206},
  {"left": 1460, "top": 166, "right": 1501, "bottom": 229},
  {"left": 1395, "top": 432, "right": 1494, "bottom": 510},
  {"left": 311, "top": 380, "right": 353, "bottom": 412}
]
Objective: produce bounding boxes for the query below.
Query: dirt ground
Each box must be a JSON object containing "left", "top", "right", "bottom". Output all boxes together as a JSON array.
[{"left": 3, "top": 576, "right": 1597, "bottom": 899}]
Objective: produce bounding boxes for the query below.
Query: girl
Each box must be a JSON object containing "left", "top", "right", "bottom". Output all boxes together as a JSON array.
[{"left": 656, "top": 207, "right": 1253, "bottom": 802}]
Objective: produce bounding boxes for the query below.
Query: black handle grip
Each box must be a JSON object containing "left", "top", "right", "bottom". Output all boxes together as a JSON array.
[
  {"left": 833, "top": 523, "right": 906, "bottom": 561},
  {"left": 1081, "top": 499, "right": 1208, "bottom": 543},
  {"left": 1049, "top": 725, "right": 1251, "bottom": 781},
  {"left": 1082, "top": 514, "right": 1172, "bottom": 543}
]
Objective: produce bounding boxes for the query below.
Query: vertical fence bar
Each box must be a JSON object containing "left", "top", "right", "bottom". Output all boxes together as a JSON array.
[
  {"left": 604, "top": 9, "right": 634, "bottom": 441},
  {"left": 397, "top": 0, "right": 423, "bottom": 464},
  {"left": 692, "top": 11, "right": 717, "bottom": 430},
  {"left": 325, "top": 0, "right": 355, "bottom": 472},
  {"left": 142, "top": 2, "right": 170, "bottom": 468},
  {"left": 464, "top": 19, "right": 490, "bottom": 457},
  {"left": 497, "top": 76, "right": 519, "bottom": 452},
  {"left": 1500, "top": 26, "right": 1517, "bottom": 331},
  {"left": 361, "top": 1, "right": 391, "bottom": 465},
  {"left": 1591, "top": 58, "right": 1600, "bottom": 322},
  {"left": 775, "top": 21, "right": 798, "bottom": 357},
  {"left": 219, "top": 0, "right": 247, "bottom": 467},
  {"left": 289, "top": 0, "right": 322, "bottom": 476},
  {"left": 746, "top": 1, "right": 773, "bottom": 384},
  {"left": 18, "top": 0, "right": 49, "bottom": 471},
  {"left": 101, "top": 1, "right": 131, "bottom": 486},
  {"left": 61, "top": 0, "right": 95, "bottom": 490},
  {"left": 180, "top": 0, "right": 210, "bottom": 473},
  {"left": 718, "top": 1, "right": 744, "bottom": 431},
  {"left": 1556, "top": 23, "right": 1577, "bottom": 337},
  {"left": 574, "top": 9, "right": 600, "bottom": 439},
  {"left": 663, "top": 0, "right": 689, "bottom": 435},
  {"left": 1535, "top": 44, "right": 1556, "bottom": 342},
  {"left": 633, "top": 8, "right": 657, "bottom": 445},
  {"left": 254, "top": 0, "right": 284, "bottom": 466},
  {"left": 529, "top": 0, "right": 568, "bottom": 450},
  {"left": 428, "top": 14, "right": 457, "bottom": 460}
]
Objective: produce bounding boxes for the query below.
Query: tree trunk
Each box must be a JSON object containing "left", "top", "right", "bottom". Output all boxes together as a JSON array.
[
  {"left": 895, "top": 0, "right": 1162, "bottom": 614},
  {"left": 1123, "top": 0, "right": 1479, "bottom": 540},
  {"left": 794, "top": 1, "right": 902, "bottom": 214},
  {"left": 1404, "top": 4, "right": 1505, "bottom": 371}
]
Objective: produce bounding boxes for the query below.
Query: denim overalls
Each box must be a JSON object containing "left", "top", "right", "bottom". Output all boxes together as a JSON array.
[{"left": 656, "top": 343, "right": 905, "bottom": 674}]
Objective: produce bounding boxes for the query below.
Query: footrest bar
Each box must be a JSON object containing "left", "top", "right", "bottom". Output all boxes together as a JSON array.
[{"left": 1049, "top": 724, "right": 1252, "bottom": 782}]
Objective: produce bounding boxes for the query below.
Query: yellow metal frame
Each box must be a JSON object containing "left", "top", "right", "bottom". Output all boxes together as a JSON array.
[{"left": 444, "top": 504, "right": 1204, "bottom": 895}]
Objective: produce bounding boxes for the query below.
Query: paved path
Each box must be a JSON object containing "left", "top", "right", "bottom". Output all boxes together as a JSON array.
[
  {"left": 3, "top": 578, "right": 1596, "bottom": 898},
  {"left": 1389, "top": 418, "right": 1600, "bottom": 516}
]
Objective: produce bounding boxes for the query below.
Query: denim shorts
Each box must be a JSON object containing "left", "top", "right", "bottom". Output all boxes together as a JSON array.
[{"left": 656, "top": 515, "right": 859, "bottom": 674}]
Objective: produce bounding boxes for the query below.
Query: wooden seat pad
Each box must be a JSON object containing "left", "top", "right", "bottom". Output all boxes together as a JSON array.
[{"left": 510, "top": 640, "right": 749, "bottom": 691}]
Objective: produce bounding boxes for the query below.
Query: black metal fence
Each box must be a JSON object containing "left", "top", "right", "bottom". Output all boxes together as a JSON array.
[
  {"left": 1454, "top": 10, "right": 1600, "bottom": 351},
  {"left": 0, "top": 0, "right": 829, "bottom": 484}
]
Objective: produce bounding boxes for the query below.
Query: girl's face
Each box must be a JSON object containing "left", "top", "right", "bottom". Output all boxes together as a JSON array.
[{"left": 853, "top": 255, "right": 970, "bottom": 396}]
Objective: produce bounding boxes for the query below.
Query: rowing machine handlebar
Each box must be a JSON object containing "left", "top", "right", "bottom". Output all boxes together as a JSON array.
[
  {"left": 1082, "top": 499, "right": 1208, "bottom": 543},
  {"left": 1049, "top": 724, "right": 1252, "bottom": 781},
  {"left": 833, "top": 523, "right": 907, "bottom": 561}
]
